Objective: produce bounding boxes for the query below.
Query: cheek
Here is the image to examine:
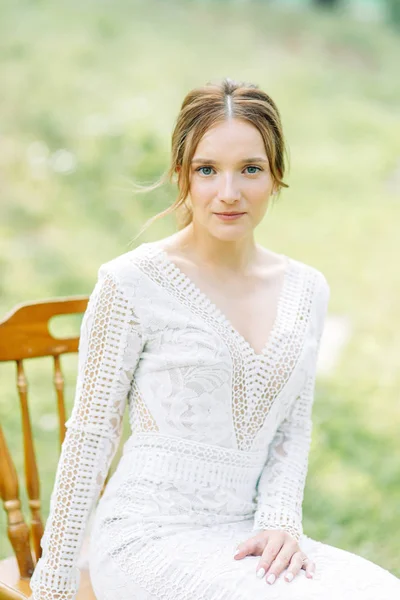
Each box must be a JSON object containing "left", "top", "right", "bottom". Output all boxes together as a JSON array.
[
  {"left": 245, "top": 183, "right": 271, "bottom": 206},
  {"left": 189, "top": 178, "right": 215, "bottom": 202},
  {"left": 249, "top": 176, "right": 273, "bottom": 194},
  {"left": 190, "top": 176, "right": 214, "bottom": 189},
  {"left": 247, "top": 189, "right": 272, "bottom": 220}
]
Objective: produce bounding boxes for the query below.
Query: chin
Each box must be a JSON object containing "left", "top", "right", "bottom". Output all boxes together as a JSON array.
[{"left": 211, "top": 228, "right": 248, "bottom": 241}]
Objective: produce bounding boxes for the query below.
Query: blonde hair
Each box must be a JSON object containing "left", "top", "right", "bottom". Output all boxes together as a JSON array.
[{"left": 129, "top": 77, "right": 289, "bottom": 245}]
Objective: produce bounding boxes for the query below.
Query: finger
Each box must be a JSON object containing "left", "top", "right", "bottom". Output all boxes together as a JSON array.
[
  {"left": 302, "top": 557, "right": 316, "bottom": 579},
  {"left": 284, "top": 552, "right": 306, "bottom": 582},
  {"left": 234, "top": 535, "right": 263, "bottom": 560},
  {"left": 255, "top": 537, "right": 285, "bottom": 579},
  {"left": 264, "top": 546, "right": 296, "bottom": 584}
]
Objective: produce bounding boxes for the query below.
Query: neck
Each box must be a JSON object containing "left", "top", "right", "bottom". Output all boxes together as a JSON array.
[{"left": 174, "top": 224, "right": 259, "bottom": 275}]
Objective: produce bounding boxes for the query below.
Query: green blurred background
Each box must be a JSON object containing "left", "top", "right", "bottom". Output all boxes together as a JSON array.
[{"left": 1, "top": 0, "right": 399, "bottom": 579}]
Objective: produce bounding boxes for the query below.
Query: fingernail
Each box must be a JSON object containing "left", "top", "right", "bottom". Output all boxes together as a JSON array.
[
  {"left": 285, "top": 572, "right": 294, "bottom": 582},
  {"left": 256, "top": 567, "right": 266, "bottom": 578},
  {"left": 267, "top": 573, "right": 276, "bottom": 584},
  {"left": 308, "top": 571, "right": 314, "bottom": 578},
  {"left": 234, "top": 549, "right": 240, "bottom": 557}
]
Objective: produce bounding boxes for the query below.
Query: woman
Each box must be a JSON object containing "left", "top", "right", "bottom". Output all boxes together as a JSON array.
[{"left": 30, "top": 78, "right": 400, "bottom": 599}]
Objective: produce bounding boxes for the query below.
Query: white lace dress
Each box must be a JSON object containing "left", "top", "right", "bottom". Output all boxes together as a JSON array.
[{"left": 29, "top": 241, "right": 400, "bottom": 600}]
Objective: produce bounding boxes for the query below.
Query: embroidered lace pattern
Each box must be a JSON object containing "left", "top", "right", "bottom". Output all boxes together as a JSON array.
[
  {"left": 131, "top": 243, "right": 326, "bottom": 541},
  {"left": 132, "top": 244, "right": 313, "bottom": 451},
  {"left": 29, "top": 266, "right": 145, "bottom": 600},
  {"left": 29, "top": 242, "right": 333, "bottom": 600}
]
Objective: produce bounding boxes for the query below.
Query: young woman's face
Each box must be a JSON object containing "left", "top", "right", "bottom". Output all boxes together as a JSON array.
[{"left": 185, "top": 118, "right": 275, "bottom": 241}]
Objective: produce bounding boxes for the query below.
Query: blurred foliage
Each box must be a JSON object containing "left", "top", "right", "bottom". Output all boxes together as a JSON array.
[
  {"left": 0, "top": 0, "right": 399, "bottom": 579},
  {"left": 387, "top": 0, "right": 400, "bottom": 24}
]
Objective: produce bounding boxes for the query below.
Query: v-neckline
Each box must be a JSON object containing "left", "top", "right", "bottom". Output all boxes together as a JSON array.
[{"left": 140, "top": 241, "right": 295, "bottom": 360}]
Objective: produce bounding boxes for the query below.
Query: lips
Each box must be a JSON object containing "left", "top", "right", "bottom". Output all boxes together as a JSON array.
[{"left": 216, "top": 212, "right": 245, "bottom": 215}]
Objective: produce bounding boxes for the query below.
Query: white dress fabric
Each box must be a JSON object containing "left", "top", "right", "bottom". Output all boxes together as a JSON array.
[{"left": 29, "top": 241, "right": 400, "bottom": 600}]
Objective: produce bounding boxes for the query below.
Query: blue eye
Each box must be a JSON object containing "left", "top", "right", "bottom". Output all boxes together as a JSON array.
[
  {"left": 195, "top": 165, "right": 262, "bottom": 176},
  {"left": 197, "top": 166, "right": 214, "bottom": 176},
  {"left": 245, "top": 166, "right": 262, "bottom": 174}
]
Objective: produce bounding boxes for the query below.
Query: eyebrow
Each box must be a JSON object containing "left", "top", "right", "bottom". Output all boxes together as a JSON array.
[{"left": 191, "top": 157, "right": 268, "bottom": 164}]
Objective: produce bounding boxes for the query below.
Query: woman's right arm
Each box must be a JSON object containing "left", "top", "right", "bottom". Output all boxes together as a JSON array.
[{"left": 29, "top": 264, "right": 145, "bottom": 600}]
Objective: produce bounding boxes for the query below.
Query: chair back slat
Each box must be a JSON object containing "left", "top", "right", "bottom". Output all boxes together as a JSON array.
[
  {"left": 15, "top": 359, "right": 43, "bottom": 564},
  {"left": 0, "top": 425, "right": 34, "bottom": 580},
  {"left": 0, "top": 296, "right": 89, "bottom": 578},
  {"left": 53, "top": 355, "right": 67, "bottom": 446}
]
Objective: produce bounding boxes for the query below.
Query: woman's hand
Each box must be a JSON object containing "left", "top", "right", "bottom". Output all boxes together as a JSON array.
[{"left": 233, "top": 529, "right": 316, "bottom": 584}]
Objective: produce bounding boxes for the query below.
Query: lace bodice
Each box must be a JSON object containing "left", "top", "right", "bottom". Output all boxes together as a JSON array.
[{"left": 29, "top": 242, "right": 330, "bottom": 600}]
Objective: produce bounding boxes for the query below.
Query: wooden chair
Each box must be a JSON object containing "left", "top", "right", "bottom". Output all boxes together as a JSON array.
[{"left": 0, "top": 295, "right": 107, "bottom": 600}]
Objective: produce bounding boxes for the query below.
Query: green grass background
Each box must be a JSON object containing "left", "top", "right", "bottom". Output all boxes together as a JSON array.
[{"left": 1, "top": 0, "right": 399, "bottom": 579}]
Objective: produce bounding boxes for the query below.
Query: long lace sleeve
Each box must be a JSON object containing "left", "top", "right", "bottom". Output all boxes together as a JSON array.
[
  {"left": 29, "top": 264, "right": 145, "bottom": 600},
  {"left": 252, "top": 273, "right": 330, "bottom": 542}
]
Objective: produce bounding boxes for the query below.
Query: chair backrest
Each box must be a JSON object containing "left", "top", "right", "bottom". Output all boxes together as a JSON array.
[{"left": 0, "top": 295, "right": 92, "bottom": 579}]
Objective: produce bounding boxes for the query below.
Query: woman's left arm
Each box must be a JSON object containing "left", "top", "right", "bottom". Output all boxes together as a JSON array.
[{"left": 252, "top": 272, "right": 330, "bottom": 542}]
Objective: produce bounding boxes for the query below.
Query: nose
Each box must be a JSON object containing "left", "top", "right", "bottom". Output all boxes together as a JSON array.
[{"left": 217, "top": 173, "right": 241, "bottom": 203}]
